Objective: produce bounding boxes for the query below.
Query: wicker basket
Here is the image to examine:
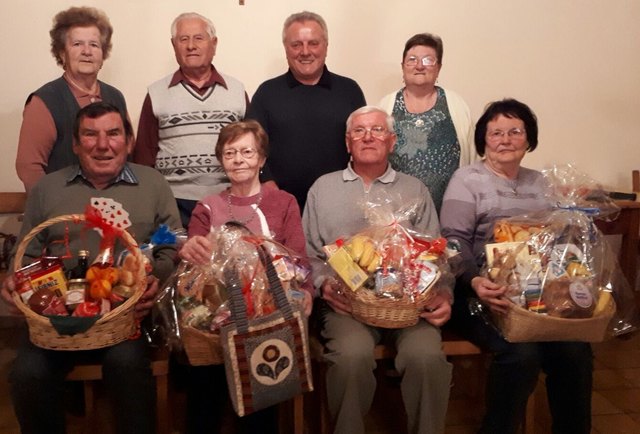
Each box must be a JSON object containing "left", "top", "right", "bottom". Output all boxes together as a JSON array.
[
  {"left": 497, "top": 297, "right": 616, "bottom": 343},
  {"left": 345, "top": 271, "right": 439, "bottom": 329},
  {"left": 180, "top": 326, "right": 224, "bottom": 365},
  {"left": 11, "top": 214, "right": 146, "bottom": 350}
]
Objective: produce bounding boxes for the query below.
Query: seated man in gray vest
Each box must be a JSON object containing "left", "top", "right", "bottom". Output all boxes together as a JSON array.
[{"left": 134, "top": 11, "right": 249, "bottom": 228}]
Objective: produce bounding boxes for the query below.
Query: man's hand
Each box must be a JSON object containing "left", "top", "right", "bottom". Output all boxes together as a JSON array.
[
  {"left": 471, "top": 276, "right": 510, "bottom": 314},
  {"left": 1, "top": 274, "right": 22, "bottom": 315},
  {"left": 419, "top": 293, "right": 451, "bottom": 327},
  {"left": 178, "top": 235, "right": 213, "bottom": 265},
  {"left": 321, "top": 277, "right": 351, "bottom": 315},
  {"left": 135, "top": 275, "right": 159, "bottom": 320}
]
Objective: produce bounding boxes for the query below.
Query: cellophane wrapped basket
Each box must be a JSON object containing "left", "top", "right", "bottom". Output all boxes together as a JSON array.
[
  {"left": 159, "top": 223, "right": 310, "bottom": 365},
  {"left": 11, "top": 214, "right": 146, "bottom": 350},
  {"left": 324, "top": 192, "right": 453, "bottom": 329},
  {"left": 485, "top": 164, "right": 636, "bottom": 342}
]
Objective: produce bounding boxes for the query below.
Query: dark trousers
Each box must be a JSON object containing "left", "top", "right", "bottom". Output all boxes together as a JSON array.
[
  {"left": 184, "top": 363, "right": 278, "bottom": 434},
  {"left": 9, "top": 335, "right": 155, "bottom": 434},
  {"left": 448, "top": 287, "right": 593, "bottom": 434}
]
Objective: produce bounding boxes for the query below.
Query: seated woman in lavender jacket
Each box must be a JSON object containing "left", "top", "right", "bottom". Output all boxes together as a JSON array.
[{"left": 439, "top": 99, "right": 592, "bottom": 434}]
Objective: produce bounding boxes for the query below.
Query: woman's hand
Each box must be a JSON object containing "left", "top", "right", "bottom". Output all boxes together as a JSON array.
[
  {"left": 471, "top": 276, "right": 510, "bottom": 314},
  {"left": 420, "top": 294, "right": 452, "bottom": 327},
  {"left": 301, "top": 290, "right": 313, "bottom": 316},
  {"left": 321, "top": 277, "right": 351, "bottom": 315},
  {"left": 134, "top": 275, "right": 159, "bottom": 320},
  {"left": 178, "top": 235, "right": 213, "bottom": 265}
]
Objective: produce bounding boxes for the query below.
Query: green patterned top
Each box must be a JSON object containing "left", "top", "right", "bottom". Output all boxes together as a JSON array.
[{"left": 389, "top": 87, "right": 460, "bottom": 211}]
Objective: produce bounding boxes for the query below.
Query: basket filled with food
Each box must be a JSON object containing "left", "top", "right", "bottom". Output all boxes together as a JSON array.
[
  {"left": 323, "top": 193, "right": 453, "bottom": 329},
  {"left": 485, "top": 165, "right": 633, "bottom": 342},
  {"left": 11, "top": 202, "right": 147, "bottom": 350},
  {"left": 162, "top": 223, "right": 311, "bottom": 365}
]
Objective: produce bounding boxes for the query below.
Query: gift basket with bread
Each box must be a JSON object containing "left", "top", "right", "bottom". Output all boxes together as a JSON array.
[
  {"left": 485, "top": 164, "right": 637, "bottom": 342},
  {"left": 324, "top": 192, "right": 454, "bottom": 329},
  {"left": 11, "top": 199, "right": 148, "bottom": 350},
  {"left": 158, "top": 222, "right": 311, "bottom": 366}
]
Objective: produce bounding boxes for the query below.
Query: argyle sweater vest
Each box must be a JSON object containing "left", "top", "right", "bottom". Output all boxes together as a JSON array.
[{"left": 148, "top": 72, "right": 246, "bottom": 200}]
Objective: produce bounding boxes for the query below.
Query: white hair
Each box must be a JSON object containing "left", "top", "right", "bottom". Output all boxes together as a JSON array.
[
  {"left": 282, "top": 11, "right": 328, "bottom": 43},
  {"left": 346, "top": 106, "right": 395, "bottom": 133},
  {"left": 171, "top": 12, "right": 216, "bottom": 39}
]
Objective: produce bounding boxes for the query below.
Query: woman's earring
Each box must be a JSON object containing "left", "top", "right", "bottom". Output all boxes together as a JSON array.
[{"left": 260, "top": 167, "right": 264, "bottom": 175}]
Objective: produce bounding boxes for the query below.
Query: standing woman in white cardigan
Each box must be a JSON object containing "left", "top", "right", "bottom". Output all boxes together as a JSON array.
[{"left": 379, "top": 33, "right": 475, "bottom": 211}]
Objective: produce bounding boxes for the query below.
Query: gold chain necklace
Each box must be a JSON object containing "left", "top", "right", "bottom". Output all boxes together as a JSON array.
[{"left": 64, "top": 73, "right": 99, "bottom": 96}]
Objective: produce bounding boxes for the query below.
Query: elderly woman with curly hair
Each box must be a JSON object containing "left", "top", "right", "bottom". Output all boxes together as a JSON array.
[{"left": 15, "top": 6, "right": 128, "bottom": 194}]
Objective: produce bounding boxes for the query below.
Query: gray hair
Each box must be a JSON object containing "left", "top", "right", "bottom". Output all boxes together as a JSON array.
[
  {"left": 346, "top": 106, "right": 395, "bottom": 133},
  {"left": 282, "top": 11, "right": 328, "bottom": 43},
  {"left": 171, "top": 12, "right": 216, "bottom": 39}
]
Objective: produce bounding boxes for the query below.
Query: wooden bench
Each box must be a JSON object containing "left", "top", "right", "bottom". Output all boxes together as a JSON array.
[
  {"left": 0, "top": 192, "right": 27, "bottom": 215},
  {"left": 65, "top": 347, "right": 171, "bottom": 434}
]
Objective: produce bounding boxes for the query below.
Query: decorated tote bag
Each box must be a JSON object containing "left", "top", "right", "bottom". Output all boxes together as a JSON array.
[{"left": 220, "top": 243, "right": 313, "bottom": 416}]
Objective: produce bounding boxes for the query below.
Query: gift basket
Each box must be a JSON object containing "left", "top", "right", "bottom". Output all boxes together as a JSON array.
[
  {"left": 159, "top": 222, "right": 311, "bottom": 366},
  {"left": 484, "top": 164, "right": 636, "bottom": 342},
  {"left": 324, "top": 192, "right": 453, "bottom": 329},
  {"left": 11, "top": 201, "right": 147, "bottom": 350}
]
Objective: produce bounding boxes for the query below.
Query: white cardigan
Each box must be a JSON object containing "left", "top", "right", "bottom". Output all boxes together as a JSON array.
[{"left": 379, "top": 87, "right": 477, "bottom": 167}]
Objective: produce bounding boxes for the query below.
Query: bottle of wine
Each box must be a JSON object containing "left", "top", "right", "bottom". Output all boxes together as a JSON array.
[{"left": 67, "top": 250, "right": 90, "bottom": 279}]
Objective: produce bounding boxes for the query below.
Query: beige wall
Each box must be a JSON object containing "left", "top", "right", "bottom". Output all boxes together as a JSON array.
[{"left": 1, "top": 0, "right": 638, "bottom": 193}]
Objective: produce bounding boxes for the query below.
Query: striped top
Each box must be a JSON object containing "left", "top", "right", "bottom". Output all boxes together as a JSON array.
[{"left": 440, "top": 161, "right": 549, "bottom": 283}]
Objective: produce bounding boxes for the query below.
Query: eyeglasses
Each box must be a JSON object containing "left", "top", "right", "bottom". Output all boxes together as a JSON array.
[
  {"left": 486, "top": 128, "right": 526, "bottom": 141},
  {"left": 222, "top": 148, "right": 258, "bottom": 160},
  {"left": 349, "top": 126, "right": 389, "bottom": 140},
  {"left": 404, "top": 56, "right": 438, "bottom": 67}
]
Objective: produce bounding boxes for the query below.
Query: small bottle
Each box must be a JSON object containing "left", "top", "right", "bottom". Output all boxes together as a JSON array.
[{"left": 67, "top": 250, "right": 90, "bottom": 279}]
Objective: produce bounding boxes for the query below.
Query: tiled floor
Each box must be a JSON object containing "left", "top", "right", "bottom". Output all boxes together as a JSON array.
[{"left": 1, "top": 319, "right": 640, "bottom": 433}]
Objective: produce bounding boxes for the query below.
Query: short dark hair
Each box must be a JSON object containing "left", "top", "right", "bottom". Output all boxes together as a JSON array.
[
  {"left": 73, "top": 102, "right": 132, "bottom": 143},
  {"left": 50, "top": 6, "right": 113, "bottom": 67},
  {"left": 402, "top": 33, "right": 443, "bottom": 64},
  {"left": 215, "top": 120, "right": 269, "bottom": 161},
  {"left": 474, "top": 98, "right": 539, "bottom": 157}
]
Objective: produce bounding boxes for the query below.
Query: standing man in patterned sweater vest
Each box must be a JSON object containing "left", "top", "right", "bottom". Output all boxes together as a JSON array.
[{"left": 134, "top": 12, "right": 249, "bottom": 228}]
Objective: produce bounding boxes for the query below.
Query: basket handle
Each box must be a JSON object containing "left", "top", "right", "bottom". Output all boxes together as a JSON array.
[{"left": 13, "top": 214, "right": 139, "bottom": 273}]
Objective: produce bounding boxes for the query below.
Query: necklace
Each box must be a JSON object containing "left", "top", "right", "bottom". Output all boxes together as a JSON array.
[
  {"left": 226, "top": 190, "right": 263, "bottom": 225},
  {"left": 64, "top": 73, "right": 99, "bottom": 102},
  {"left": 403, "top": 87, "right": 438, "bottom": 121},
  {"left": 483, "top": 161, "right": 520, "bottom": 196}
]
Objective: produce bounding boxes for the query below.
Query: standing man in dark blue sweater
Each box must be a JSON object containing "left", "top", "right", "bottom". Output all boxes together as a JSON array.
[{"left": 247, "top": 11, "right": 366, "bottom": 210}]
